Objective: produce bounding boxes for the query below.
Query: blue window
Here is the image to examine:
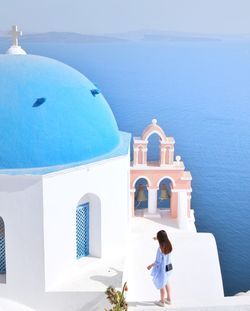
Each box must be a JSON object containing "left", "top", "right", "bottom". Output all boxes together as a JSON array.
[
  {"left": 76, "top": 203, "right": 89, "bottom": 259},
  {"left": 0, "top": 218, "right": 6, "bottom": 274}
]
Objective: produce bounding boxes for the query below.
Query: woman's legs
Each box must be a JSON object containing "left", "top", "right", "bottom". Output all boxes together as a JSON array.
[
  {"left": 165, "top": 283, "right": 171, "bottom": 302},
  {"left": 160, "top": 288, "right": 165, "bottom": 303}
]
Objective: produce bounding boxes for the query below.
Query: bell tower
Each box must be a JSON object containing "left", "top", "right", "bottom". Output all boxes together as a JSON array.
[{"left": 130, "top": 119, "right": 193, "bottom": 230}]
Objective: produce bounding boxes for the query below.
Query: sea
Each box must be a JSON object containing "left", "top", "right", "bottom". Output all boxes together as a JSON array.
[{"left": 1, "top": 38, "right": 250, "bottom": 296}]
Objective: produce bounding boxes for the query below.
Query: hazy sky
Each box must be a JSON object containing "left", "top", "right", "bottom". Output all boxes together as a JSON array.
[{"left": 1, "top": 0, "right": 250, "bottom": 35}]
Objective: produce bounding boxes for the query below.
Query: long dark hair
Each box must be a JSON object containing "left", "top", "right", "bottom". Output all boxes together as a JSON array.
[{"left": 157, "top": 230, "right": 172, "bottom": 255}]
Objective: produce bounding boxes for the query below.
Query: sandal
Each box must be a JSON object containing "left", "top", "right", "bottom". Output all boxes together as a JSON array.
[
  {"left": 154, "top": 300, "right": 165, "bottom": 307},
  {"left": 164, "top": 298, "right": 172, "bottom": 305}
]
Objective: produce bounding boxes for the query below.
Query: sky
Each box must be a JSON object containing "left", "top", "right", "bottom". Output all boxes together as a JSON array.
[{"left": 1, "top": 0, "right": 250, "bottom": 35}]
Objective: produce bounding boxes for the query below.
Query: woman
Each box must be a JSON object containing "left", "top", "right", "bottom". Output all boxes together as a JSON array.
[{"left": 147, "top": 230, "right": 173, "bottom": 307}]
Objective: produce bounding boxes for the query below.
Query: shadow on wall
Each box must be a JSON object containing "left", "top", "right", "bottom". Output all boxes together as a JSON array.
[
  {"left": 90, "top": 267, "right": 123, "bottom": 288},
  {"left": 0, "top": 176, "right": 41, "bottom": 192}
]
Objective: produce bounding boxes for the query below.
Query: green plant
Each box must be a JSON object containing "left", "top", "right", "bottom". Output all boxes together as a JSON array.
[{"left": 105, "top": 282, "right": 128, "bottom": 311}]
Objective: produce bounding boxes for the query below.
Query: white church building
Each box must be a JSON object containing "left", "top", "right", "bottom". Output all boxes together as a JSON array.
[{"left": 0, "top": 26, "right": 132, "bottom": 310}]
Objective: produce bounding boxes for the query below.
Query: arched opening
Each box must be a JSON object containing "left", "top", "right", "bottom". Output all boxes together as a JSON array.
[
  {"left": 147, "top": 133, "right": 161, "bottom": 164},
  {"left": 134, "top": 178, "right": 149, "bottom": 214},
  {"left": 0, "top": 217, "right": 6, "bottom": 283},
  {"left": 157, "top": 178, "right": 173, "bottom": 210},
  {"left": 76, "top": 193, "right": 101, "bottom": 259}
]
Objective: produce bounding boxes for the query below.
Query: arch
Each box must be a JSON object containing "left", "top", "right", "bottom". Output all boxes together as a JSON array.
[
  {"left": 141, "top": 119, "right": 168, "bottom": 142},
  {"left": 77, "top": 193, "right": 101, "bottom": 258},
  {"left": 132, "top": 175, "right": 152, "bottom": 188},
  {"left": 157, "top": 176, "right": 176, "bottom": 188},
  {"left": 157, "top": 178, "right": 173, "bottom": 210},
  {"left": 0, "top": 217, "right": 6, "bottom": 281},
  {"left": 144, "top": 130, "right": 166, "bottom": 143},
  {"left": 134, "top": 177, "right": 149, "bottom": 211}
]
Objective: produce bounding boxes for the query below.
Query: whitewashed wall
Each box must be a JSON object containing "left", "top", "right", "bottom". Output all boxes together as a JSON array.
[
  {"left": 0, "top": 175, "right": 45, "bottom": 299},
  {"left": 42, "top": 154, "right": 130, "bottom": 289}
]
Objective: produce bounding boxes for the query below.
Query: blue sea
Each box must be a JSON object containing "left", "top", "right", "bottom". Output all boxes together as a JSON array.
[{"left": 1, "top": 39, "right": 250, "bottom": 296}]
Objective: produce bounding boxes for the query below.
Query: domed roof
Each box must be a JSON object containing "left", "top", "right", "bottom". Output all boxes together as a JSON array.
[{"left": 0, "top": 55, "right": 120, "bottom": 169}]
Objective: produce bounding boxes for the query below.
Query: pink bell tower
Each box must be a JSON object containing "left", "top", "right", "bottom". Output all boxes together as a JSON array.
[{"left": 130, "top": 119, "right": 193, "bottom": 229}]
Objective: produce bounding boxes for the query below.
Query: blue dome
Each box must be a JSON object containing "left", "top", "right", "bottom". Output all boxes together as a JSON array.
[{"left": 0, "top": 55, "right": 120, "bottom": 169}]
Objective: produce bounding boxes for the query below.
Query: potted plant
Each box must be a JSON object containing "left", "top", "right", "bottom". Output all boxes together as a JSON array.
[{"left": 105, "top": 282, "right": 128, "bottom": 311}]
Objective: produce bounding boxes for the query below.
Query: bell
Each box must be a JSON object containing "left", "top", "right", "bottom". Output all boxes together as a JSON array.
[
  {"left": 136, "top": 184, "right": 147, "bottom": 202},
  {"left": 160, "top": 184, "right": 170, "bottom": 200}
]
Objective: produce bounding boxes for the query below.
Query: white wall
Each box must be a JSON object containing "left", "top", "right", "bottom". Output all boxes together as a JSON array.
[
  {"left": 42, "top": 154, "right": 130, "bottom": 289},
  {"left": 0, "top": 175, "right": 45, "bottom": 300},
  {"left": 178, "top": 191, "right": 189, "bottom": 230}
]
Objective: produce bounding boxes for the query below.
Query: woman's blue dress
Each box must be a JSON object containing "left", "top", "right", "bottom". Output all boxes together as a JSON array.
[{"left": 151, "top": 247, "right": 172, "bottom": 289}]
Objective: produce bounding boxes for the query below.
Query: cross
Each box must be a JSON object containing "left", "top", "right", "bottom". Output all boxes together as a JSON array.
[{"left": 10, "top": 25, "right": 22, "bottom": 47}]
